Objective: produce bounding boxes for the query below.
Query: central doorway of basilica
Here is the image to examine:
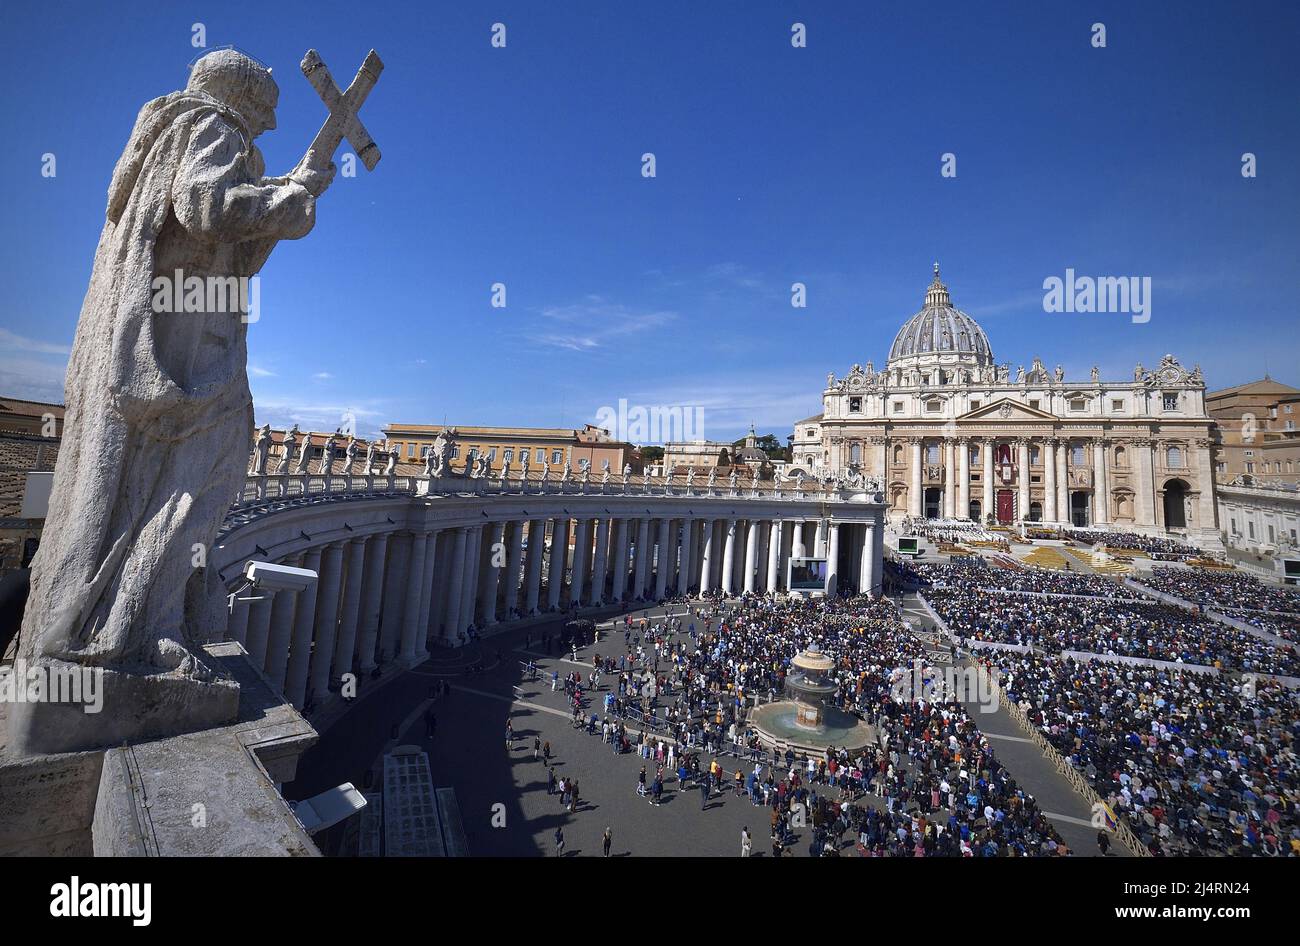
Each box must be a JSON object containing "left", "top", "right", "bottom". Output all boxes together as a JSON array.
[
  {"left": 924, "top": 487, "right": 942, "bottom": 519},
  {"left": 996, "top": 489, "right": 1014, "bottom": 524},
  {"left": 1070, "top": 491, "right": 1090, "bottom": 527}
]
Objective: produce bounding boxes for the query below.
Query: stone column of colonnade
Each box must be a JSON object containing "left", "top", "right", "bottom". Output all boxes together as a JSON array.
[
  {"left": 791, "top": 520, "right": 804, "bottom": 558},
  {"left": 677, "top": 518, "right": 694, "bottom": 595},
  {"left": 282, "top": 547, "right": 323, "bottom": 706},
  {"left": 504, "top": 521, "right": 525, "bottom": 617},
  {"left": 857, "top": 522, "right": 878, "bottom": 597},
  {"left": 569, "top": 518, "right": 591, "bottom": 606},
  {"left": 720, "top": 519, "right": 737, "bottom": 595},
  {"left": 589, "top": 517, "right": 610, "bottom": 605},
  {"left": 742, "top": 518, "right": 760, "bottom": 593},
  {"left": 631, "top": 518, "right": 650, "bottom": 598},
  {"left": 653, "top": 518, "right": 672, "bottom": 599},
  {"left": 609, "top": 517, "right": 629, "bottom": 602},
  {"left": 765, "top": 520, "right": 782, "bottom": 593},
  {"left": 697, "top": 518, "right": 716, "bottom": 596},
  {"left": 263, "top": 552, "right": 303, "bottom": 690},
  {"left": 524, "top": 519, "right": 545, "bottom": 613},
  {"left": 826, "top": 522, "right": 840, "bottom": 595},
  {"left": 479, "top": 521, "right": 505, "bottom": 626},
  {"left": 546, "top": 517, "right": 569, "bottom": 609}
]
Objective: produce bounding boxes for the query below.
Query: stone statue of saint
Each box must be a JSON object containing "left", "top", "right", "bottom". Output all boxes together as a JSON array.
[
  {"left": 251, "top": 423, "right": 271, "bottom": 473},
  {"left": 276, "top": 424, "right": 298, "bottom": 474},
  {"left": 707, "top": 467, "right": 718, "bottom": 488},
  {"left": 321, "top": 431, "right": 338, "bottom": 473},
  {"left": 14, "top": 49, "right": 340, "bottom": 753},
  {"left": 1091, "top": 365, "right": 1100, "bottom": 383},
  {"left": 1054, "top": 365, "right": 1064, "bottom": 383},
  {"left": 364, "top": 439, "right": 377, "bottom": 473},
  {"left": 384, "top": 448, "right": 397, "bottom": 476},
  {"left": 421, "top": 446, "right": 436, "bottom": 477},
  {"left": 1015, "top": 365, "right": 1025, "bottom": 384},
  {"left": 345, "top": 435, "right": 358, "bottom": 468},
  {"left": 1134, "top": 363, "right": 1144, "bottom": 382},
  {"left": 622, "top": 462, "right": 631, "bottom": 482},
  {"left": 294, "top": 431, "right": 314, "bottom": 473}
]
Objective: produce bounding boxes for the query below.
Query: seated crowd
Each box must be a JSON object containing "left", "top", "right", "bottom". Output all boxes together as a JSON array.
[
  {"left": 997, "top": 654, "right": 1299, "bottom": 856},
  {"left": 1133, "top": 566, "right": 1300, "bottom": 616},
  {"left": 893, "top": 558, "right": 1133, "bottom": 599},
  {"left": 1064, "top": 530, "right": 1200, "bottom": 560},
  {"left": 926, "top": 588, "right": 1299, "bottom": 675}
]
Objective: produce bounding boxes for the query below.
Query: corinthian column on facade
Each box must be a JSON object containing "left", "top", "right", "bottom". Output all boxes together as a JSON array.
[
  {"left": 1016, "top": 438, "right": 1030, "bottom": 520},
  {"left": 1194, "top": 437, "right": 1217, "bottom": 533},
  {"left": 909, "top": 438, "right": 923, "bottom": 518},
  {"left": 1135, "top": 438, "right": 1156, "bottom": 527},
  {"left": 942, "top": 438, "right": 956, "bottom": 518},
  {"left": 1043, "top": 438, "right": 1058, "bottom": 522},
  {"left": 1056, "top": 439, "right": 1069, "bottom": 523},
  {"left": 982, "top": 438, "right": 994, "bottom": 522},
  {"left": 1092, "top": 439, "right": 1109, "bottom": 524},
  {"left": 957, "top": 437, "right": 970, "bottom": 520}
]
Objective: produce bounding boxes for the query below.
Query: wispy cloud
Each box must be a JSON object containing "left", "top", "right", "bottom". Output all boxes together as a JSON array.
[
  {"left": 248, "top": 365, "right": 276, "bottom": 378},
  {"left": 251, "top": 394, "right": 388, "bottom": 439},
  {"left": 0, "top": 328, "right": 72, "bottom": 356},
  {"left": 312, "top": 371, "right": 333, "bottom": 380},
  {"left": 525, "top": 298, "right": 677, "bottom": 353}
]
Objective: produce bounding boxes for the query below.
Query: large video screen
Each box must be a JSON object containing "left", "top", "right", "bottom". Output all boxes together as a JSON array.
[
  {"left": 897, "top": 537, "right": 919, "bottom": 555},
  {"left": 788, "top": 556, "right": 828, "bottom": 591}
]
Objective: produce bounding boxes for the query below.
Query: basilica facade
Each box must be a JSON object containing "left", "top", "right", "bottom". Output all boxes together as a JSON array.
[{"left": 791, "top": 266, "right": 1220, "bottom": 546}]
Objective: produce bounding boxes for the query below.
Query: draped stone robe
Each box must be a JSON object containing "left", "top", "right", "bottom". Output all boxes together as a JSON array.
[{"left": 20, "top": 92, "right": 317, "bottom": 679}]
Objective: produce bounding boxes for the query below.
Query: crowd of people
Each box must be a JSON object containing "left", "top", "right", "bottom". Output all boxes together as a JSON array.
[
  {"left": 537, "top": 592, "right": 1073, "bottom": 855},
  {"left": 902, "top": 518, "right": 1004, "bottom": 545},
  {"left": 1064, "top": 530, "right": 1200, "bottom": 560},
  {"left": 927, "top": 587, "right": 1299, "bottom": 675},
  {"left": 1134, "top": 566, "right": 1300, "bottom": 616},
  {"left": 996, "top": 653, "right": 1299, "bottom": 855},
  {"left": 893, "top": 558, "right": 1134, "bottom": 599}
]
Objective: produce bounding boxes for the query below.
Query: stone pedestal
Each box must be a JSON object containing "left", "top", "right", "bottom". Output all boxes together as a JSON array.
[{"left": 7, "top": 658, "right": 240, "bottom": 756}]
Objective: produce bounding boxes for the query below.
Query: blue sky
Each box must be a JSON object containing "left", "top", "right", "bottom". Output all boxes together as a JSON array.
[{"left": 1, "top": 0, "right": 1297, "bottom": 442}]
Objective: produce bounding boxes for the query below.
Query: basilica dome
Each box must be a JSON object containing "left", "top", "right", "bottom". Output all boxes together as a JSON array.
[{"left": 886, "top": 265, "right": 993, "bottom": 371}]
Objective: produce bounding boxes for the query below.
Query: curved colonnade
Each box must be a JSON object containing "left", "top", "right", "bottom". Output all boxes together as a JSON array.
[{"left": 208, "top": 473, "right": 887, "bottom": 710}]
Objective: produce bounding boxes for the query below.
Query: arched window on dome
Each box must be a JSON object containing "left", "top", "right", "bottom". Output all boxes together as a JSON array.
[{"left": 959, "top": 331, "right": 970, "bottom": 350}]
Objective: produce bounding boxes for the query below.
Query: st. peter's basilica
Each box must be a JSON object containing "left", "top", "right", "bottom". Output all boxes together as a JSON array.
[{"left": 790, "top": 265, "right": 1220, "bottom": 547}]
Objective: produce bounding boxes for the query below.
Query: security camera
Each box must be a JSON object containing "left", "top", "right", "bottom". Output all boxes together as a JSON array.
[{"left": 243, "top": 559, "right": 318, "bottom": 593}]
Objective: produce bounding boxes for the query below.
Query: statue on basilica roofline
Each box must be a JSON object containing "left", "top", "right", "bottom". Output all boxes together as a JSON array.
[
  {"left": 1015, "top": 365, "right": 1025, "bottom": 384},
  {"left": 1091, "top": 365, "right": 1100, "bottom": 383},
  {"left": 1054, "top": 365, "right": 1064, "bottom": 383}
]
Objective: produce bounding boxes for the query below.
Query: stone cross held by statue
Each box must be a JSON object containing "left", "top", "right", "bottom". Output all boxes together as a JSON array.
[{"left": 300, "top": 48, "right": 384, "bottom": 172}]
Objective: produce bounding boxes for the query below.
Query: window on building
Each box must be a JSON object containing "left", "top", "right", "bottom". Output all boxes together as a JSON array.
[
  {"left": 1111, "top": 399, "right": 1124, "bottom": 412},
  {"left": 406, "top": 443, "right": 416, "bottom": 458},
  {"left": 1029, "top": 400, "right": 1040, "bottom": 410},
  {"left": 1030, "top": 446, "right": 1041, "bottom": 465},
  {"left": 1268, "top": 525, "right": 1275, "bottom": 543},
  {"left": 1166, "top": 446, "right": 1182, "bottom": 468},
  {"left": 1244, "top": 450, "right": 1254, "bottom": 458},
  {"left": 850, "top": 443, "right": 862, "bottom": 463},
  {"left": 849, "top": 396, "right": 862, "bottom": 413},
  {"left": 892, "top": 401, "right": 904, "bottom": 413},
  {"left": 925, "top": 400, "right": 942, "bottom": 412},
  {"left": 806, "top": 429, "right": 816, "bottom": 437},
  {"left": 503, "top": 448, "right": 513, "bottom": 463},
  {"left": 551, "top": 449, "right": 563, "bottom": 464},
  {"left": 487, "top": 448, "right": 497, "bottom": 461},
  {"left": 1071, "top": 444, "right": 1085, "bottom": 465},
  {"left": 579, "top": 458, "right": 590, "bottom": 471},
  {"left": 1114, "top": 445, "right": 1127, "bottom": 467},
  {"left": 1230, "top": 518, "right": 1238, "bottom": 535},
  {"left": 926, "top": 444, "right": 939, "bottom": 464},
  {"left": 1216, "top": 462, "right": 1225, "bottom": 473},
  {"left": 451, "top": 445, "right": 460, "bottom": 459},
  {"left": 1248, "top": 522, "right": 1255, "bottom": 538},
  {"left": 1286, "top": 404, "right": 1294, "bottom": 413},
  {"left": 1070, "top": 398, "right": 1086, "bottom": 412},
  {"left": 970, "top": 400, "right": 981, "bottom": 410},
  {"left": 1162, "top": 393, "right": 1178, "bottom": 411},
  {"left": 970, "top": 445, "right": 980, "bottom": 463}
]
